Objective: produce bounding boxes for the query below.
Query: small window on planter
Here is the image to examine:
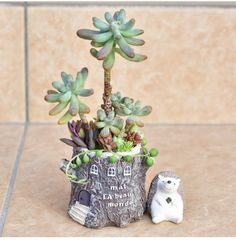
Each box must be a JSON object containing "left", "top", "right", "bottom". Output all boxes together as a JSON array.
[
  {"left": 124, "top": 166, "right": 131, "bottom": 176},
  {"left": 90, "top": 164, "right": 98, "bottom": 175},
  {"left": 108, "top": 167, "right": 116, "bottom": 177}
]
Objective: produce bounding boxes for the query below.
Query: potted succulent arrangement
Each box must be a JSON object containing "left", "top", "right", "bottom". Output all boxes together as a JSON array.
[{"left": 44, "top": 9, "right": 158, "bottom": 228}]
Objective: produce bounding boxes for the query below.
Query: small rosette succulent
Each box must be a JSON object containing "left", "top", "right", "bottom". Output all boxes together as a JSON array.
[
  {"left": 95, "top": 109, "right": 124, "bottom": 137},
  {"left": 77, "top": 9, "right": 147, "bottom": 70},
  {"left": 126, "top": 132, "right": 142, "bottom": 145},
  {"left": 44, "top": 68, "right": 94, "bottom": 124},
  {"left": 111, "top": 92, "right": 152, "bottom": 127},
  {"left": 113, "top": 136, "right": 134, "bottom": 152},
  {"left": 97, "top": 134, "right": 117, "bottom": 152}
]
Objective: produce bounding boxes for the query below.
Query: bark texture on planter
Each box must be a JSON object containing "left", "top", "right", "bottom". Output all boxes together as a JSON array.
[{"left": 60, "top": 151, "right": 148, "bottom": 228}]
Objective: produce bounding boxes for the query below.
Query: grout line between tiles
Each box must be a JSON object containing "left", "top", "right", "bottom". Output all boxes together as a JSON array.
[
  {"left": 0, "top": 2, "right": 24, "bottom": 7},
  {"left": 0, "top": 123, "right": 29, "bottom": 237},
  {"left": 25, "top": 1, "right": 236, "bottom": 8},
  {"left": 24, "top": 2, "right": 29, "bottom": 123},
  {"left": 0, "top": 122, "right": 25, "bottom": 126},
  {"left": 142, "top": 123, "right": 236, "bottom": 127},
  {"left": 0, "top": 1, "right": 236, "bottom": 8}
]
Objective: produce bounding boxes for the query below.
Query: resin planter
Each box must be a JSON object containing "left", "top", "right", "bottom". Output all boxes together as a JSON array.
[{"left": 60, "top": 148, "right": 149, "bottom": 228}]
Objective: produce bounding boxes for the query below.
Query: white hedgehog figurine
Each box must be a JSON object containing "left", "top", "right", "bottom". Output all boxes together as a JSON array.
[{"left": 147, "top": 171, "right": 184, "bottom": 224}]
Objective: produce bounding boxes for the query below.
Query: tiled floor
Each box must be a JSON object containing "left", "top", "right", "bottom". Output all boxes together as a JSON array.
[
  {"left": 0, "top": 125, "right": 24, "bottom": 214},
  {"left": 0, "top": 124, "right": 235, "bottom": 237}
]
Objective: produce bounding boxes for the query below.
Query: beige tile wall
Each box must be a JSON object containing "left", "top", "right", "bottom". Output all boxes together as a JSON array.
[
  {"left": 1, "top": 5, "right": 236, "bottom": 124},
  {"left": 0, "top": 7, "right": 25, "bottom": 122}
]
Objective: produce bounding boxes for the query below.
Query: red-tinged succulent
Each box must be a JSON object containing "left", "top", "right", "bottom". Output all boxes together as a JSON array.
[
  {"left": 126, "top": 132, "right": 142, "bottom": 145},
  {"left": 97, "top": 134, "right": 117, "bottom": 152}
]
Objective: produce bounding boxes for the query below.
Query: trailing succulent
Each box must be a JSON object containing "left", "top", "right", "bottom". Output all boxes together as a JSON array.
[
  {"left": 77, "top": 9, "right": 147, "bottom": 70},
  {"left": 45, "top": 8, "right": 158, "bottom": 169}
]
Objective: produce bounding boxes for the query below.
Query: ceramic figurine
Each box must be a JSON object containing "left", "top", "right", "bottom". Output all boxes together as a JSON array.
[
  {"left": 44, "top": 9, "right": 159, "bottom": 228},
  {"left": 147, "top": 171, "right": 184, "bottom": 224}
]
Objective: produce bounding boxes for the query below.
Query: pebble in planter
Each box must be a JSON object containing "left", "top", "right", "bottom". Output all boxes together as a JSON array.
[
  {"left": 45, "top": 9, "right": 158, "bottom": 228},
  {"left": 147, "top": 171, "right": 184, "bottom": 224}
]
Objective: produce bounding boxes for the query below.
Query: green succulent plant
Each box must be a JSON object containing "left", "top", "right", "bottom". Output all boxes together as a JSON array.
[
  {"left": 113, "top": 135, "right": 125, "bottom": 148},
  {"left": 77, "top": 9, "right": 147, "bottom": 70},
  {"left": 111, "top": 92, "right": 152, "bottom": 126},
  {"left": 116, "top": 140, "right": 134, "bottom": 152},
  {"left": 45, "top": 67, "right": 94, "bottom": 124},
  {"left": 95, "top": 109, "right": 124, "bottom": 137}
]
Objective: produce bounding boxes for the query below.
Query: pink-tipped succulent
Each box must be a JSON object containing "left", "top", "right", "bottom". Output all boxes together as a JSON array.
[
  {"left": 44, "top": 67, "right": 93, "bottom": 124},
  {"left": 77, "top": 9, "right": 147, "bottom": 70}
]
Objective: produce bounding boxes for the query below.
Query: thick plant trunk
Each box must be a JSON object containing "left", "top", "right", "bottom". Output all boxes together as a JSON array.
[
  {"left": 60, "top": 152, "right": 149, "bottom": 228},
  {"left": 102, "top": 69, "right": 112, "bottom": 115}
]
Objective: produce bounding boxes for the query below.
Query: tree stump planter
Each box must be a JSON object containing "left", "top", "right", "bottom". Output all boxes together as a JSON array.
[{"left": 60, "top": 149, "right": 149, "bottom": 228}]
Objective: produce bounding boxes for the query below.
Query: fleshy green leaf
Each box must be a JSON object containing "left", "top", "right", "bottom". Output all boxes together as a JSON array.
[
  {"left": 103, "top": 50, "right": 115, "bottom": 70},
  {"left": 44, "top": 93, "right": 62, "bottom": 103},
  {"left": 58, "top": 110, "right": 73, "bottom": 125},
  {"left": 100, "top": 126, "right": 110, "bottom": 137},
  {"left": 97, "top": 109, "right": 106, "bottom": 121},
  {"left": 79, "top": 101, "right": 90, "bottom": 114},
  {"left": 77, "top": 29, "right": 100, "bottom": 40},
  {"left": 110, "top": 126, "right": 121, "bottom": 136},
  {"left": 115, "top": 48, "right": 147, "bottom": 62},
  {"left": 95, "top": 121, "right": 106, "bottom": 128},
  {"left": 78, "top": 88, "right": 94, "bottom": 97},
  {"left": 52, "top": 81, "right": 67, "bottom": 93},
  {"left": 97, "top": 38, "right": 114, "bottom": 60},
  {"left": 61, "top": 72, "right": 73, "bottom": 84},
  {"left": 117, "top": 37, "right": 134, "bottom": 58},
  {"left": 49, "top": 101, "right": 69, "bottom": 116},
  {"left": 135, "top": 106, "right": 152, "bottom": 116},
  {"left": 69, "top": 95, "right": 79, "bottom": 116}
]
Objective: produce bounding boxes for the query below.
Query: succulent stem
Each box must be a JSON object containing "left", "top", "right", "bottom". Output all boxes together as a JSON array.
[{"left": 102, "top": 69, "right": 113, "bottom": 115}]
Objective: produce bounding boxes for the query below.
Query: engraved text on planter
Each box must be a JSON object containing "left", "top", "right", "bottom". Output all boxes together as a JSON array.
[{"left": 103, "top": 184, "right": 135, "bottom": 208}]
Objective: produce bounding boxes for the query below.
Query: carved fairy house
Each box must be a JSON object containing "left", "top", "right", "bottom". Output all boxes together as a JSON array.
[{"left": 61, "top": 149, "right": 149, "bottom": 228}]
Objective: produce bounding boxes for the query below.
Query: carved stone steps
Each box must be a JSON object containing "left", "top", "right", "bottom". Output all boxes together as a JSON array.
[{"left": 68, "top": 202, "right": 90, "bottom": 225}]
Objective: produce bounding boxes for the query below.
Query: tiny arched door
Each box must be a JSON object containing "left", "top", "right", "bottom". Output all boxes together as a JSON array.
[{"left": 77, "top": 190, "right": 91, "bottom": 206}]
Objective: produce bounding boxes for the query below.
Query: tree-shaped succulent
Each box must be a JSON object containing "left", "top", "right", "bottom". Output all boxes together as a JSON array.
[
  {"left": 77, "top": 9, "right": 147, "bottom": 115},
  {"left": 45, "top": 67, "right": 93, "bottom": 125},
  {"left": 77, "top": 9, "right": 147, "bottom": 69}
]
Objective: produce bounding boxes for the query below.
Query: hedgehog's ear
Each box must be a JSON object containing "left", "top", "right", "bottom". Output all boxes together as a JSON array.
[
  {"left": 158, "top": 174, "right": 164, "bottom": 181},
  {"left": 177, "top": 178, "right": 181, "bottom": 183}
]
